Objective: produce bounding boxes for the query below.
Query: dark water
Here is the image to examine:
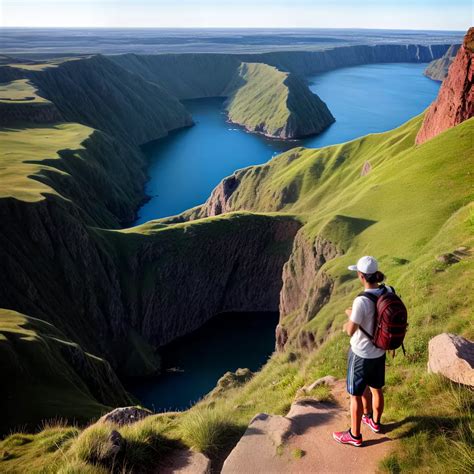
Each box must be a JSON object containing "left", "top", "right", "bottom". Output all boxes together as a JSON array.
[
  {"left": 136, "top": 62, "right": 439, "bottom": 223},
  {"left": 126, "top": 312, "right": 279, "bottom": 411}
]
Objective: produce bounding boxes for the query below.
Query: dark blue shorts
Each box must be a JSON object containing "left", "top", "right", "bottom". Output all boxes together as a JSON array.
[{"left": 346, "top": 348, "right": 386, "bottom": 396}]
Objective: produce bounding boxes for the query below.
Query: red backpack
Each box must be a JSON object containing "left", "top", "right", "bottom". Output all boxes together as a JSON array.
[{"left": 358, "top": 285, "right": 408, "bottom": 354}]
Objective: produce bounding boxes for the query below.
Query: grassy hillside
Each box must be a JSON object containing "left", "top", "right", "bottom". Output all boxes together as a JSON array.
[
  {"left": 1, "top": 112, "right": 471, "bottom": 471},
  {"left": 225, "top": 62, "right": 334, "bottom": 138},
  {"left": 0, "top": 309, "right": 129, "bottom": 434}
]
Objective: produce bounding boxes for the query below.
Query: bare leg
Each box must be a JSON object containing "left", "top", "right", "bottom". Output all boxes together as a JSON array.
[
  {"left": 369, "top": 387, "right": 384, "bottom": 423},
  {"left": 362, "top": 386, "right": 372, "bottom": 416},
  {"left": 350, "top": 395, "right": 363, "bottom": 437}
]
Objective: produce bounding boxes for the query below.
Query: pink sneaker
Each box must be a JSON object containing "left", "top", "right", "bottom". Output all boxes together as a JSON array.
[
  {"left": 332, "top": 429, "right": 362, "bottom": 447},
  {"left": 362, "top": 414, "right": 381, "bottom": 433}
]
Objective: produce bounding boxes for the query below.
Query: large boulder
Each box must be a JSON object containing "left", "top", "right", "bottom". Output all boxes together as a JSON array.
[{"left": 428, "top": 333, "right": 474, "bottom": 387}]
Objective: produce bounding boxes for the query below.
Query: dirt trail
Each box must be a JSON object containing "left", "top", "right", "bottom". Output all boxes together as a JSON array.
[{"left": 222, "top": 380, "right": 393, "bottom": 473}]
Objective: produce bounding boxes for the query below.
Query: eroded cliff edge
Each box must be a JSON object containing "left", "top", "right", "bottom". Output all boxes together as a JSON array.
[
  {"left": 417, "top": 28, "right": 474, "bottom": 144},
  {"left": 424, "top": 44, "right": 460, "bottom": 81}
]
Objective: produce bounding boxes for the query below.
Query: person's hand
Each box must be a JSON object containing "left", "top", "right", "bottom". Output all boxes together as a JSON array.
[
  {"left": 345, "top": 307, "right": 352, "bottom": 318},
  {"left": 342, "top": 321, "right": 349, "bottom": 333}
]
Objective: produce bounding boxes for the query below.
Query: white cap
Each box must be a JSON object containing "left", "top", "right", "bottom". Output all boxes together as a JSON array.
[{"left": 348, "top": 256, "right": 378, "bottom": 274}]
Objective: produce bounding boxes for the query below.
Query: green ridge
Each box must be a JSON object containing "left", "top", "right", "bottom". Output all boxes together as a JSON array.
[{"left": 225, "top": 62, "right": 334, "bottom": 138}]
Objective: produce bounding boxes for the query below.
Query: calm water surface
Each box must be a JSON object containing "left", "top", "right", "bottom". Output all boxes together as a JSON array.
[
  {"left": 136, "top": 62, "right": 439, "bottom": 223},
  {"left": 126, "top": 312, "right": 279, "bottom": 411}
]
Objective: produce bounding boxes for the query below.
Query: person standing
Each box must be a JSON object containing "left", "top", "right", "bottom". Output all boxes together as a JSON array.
[{"left": 333, "top": 256, "right": 391, "bottom": 447}]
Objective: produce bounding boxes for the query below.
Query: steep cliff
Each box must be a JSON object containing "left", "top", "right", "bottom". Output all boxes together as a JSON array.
[
  {"left": 111, "top": 44, "right": 452, "bottom": 94},
  {"left": 416, "top": 28, "right": 474, "bottom": 145},
  {"left": 105, "top": 213, "right": 300, "bottom": 348},
  {"left": 0, "top": 119, "right": 301, "bottom": 432},
  {"left": 225, "top": 62, "right": 334, "bottom": 138},
  {"left": 240, "top": 43, "right": 452, "bottom": 75},
  {"left": 424, "top": 44, "right": 460, "bottom": 81},
  {"left": 1, "top": 55, "right": 192, "bottom": 146},
  {"left": 110, "top": 53, "right": 241, "bottom": 99}
]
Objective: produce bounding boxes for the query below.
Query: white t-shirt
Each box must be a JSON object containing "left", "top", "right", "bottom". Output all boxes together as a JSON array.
[{"left": 349, "top": 286, "right": 393, "bottom": 359}]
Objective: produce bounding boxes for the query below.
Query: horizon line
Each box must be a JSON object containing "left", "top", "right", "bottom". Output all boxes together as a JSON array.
[{"left": 1, "top": 26, "right": 466, "bottom": 32}]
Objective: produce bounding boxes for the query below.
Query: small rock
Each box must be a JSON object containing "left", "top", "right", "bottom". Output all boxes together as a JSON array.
[
  {"left": 99, "top": 406, "right": 153, "bottom": 426},
  {"left": 428, "top": 333, "right": 474, "bottom": 387},
  {"left": 436, "top": 253, "right": 460, "bottom": 264},
  {"left": 305, "top": 375, "right": 338, "bottom": 392},
  {"left": 361, "top": 161, "right": 372, "bottom": 176}
]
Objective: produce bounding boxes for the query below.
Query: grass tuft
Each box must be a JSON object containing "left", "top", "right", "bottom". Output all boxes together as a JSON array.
[{"left": 179, "top": 408, "right": 243, "bottom": 456}]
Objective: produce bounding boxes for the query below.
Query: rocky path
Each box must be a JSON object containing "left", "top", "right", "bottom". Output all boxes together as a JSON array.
[{"left": 221, "top": 379, "right": 393, "bottom": 474}]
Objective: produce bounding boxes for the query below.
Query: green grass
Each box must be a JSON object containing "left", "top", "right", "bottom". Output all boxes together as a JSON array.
[
  {"left": 0, "top": 79, "right": 49, "bottom": 103},
  {"left": 0, "top": 421, "right": 80, "bottom": 473},
  {"left": 0, "top": 123, "right": 92, "bottom": 201},
  {"left": 225, "top": 62, "right": 333, "bottom": 138},
  {"left": 178, "top": 408, "right": 243, "bottom": 456},
  {"left": 292, "top": 447, "right": 305, "bottom": 459},
  {"left": 0, "top": 309, "right": 120, "bottom": 434}
]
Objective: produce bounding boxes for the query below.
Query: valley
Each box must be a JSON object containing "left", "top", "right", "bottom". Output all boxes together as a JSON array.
[{"left": 0, "top": 27, "right": 472, "bottom": 473}]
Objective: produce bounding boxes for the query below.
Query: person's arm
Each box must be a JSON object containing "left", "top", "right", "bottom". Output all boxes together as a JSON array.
[
  {"left": 344, "top": 319, "right": 359, "bottom": 336},
  {"left": 343, "top": 298, "right": 364, "bottom": 336}
]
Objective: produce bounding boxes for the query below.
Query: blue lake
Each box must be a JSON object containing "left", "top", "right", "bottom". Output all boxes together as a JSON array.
[{"left": 135, "top": 62, "right": 440, "bottom": 223}]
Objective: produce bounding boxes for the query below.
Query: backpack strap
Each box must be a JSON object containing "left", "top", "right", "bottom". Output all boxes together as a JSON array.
[{"left": 356, "top": 286, "right": 387, "bottom": 339}]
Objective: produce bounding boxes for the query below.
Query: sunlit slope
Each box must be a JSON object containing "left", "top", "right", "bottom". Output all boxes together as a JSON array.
[
  {"left": 200, "top": 115, "right": 472, "bottom": 255},
  {"left": 0, "top": 122, "right": 148, "bottom": 226},
  {"left": 225, "top": 62, "right": 334, "bottom": 138}
]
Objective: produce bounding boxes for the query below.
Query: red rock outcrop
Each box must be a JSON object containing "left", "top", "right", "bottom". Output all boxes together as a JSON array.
[{"left": 416, "top": 28, "right": 474, "bottom": 145}]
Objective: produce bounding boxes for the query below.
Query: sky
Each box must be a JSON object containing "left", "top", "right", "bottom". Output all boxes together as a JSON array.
[{"left": 1, "top": 0, "right": 472, "bottom": 30}]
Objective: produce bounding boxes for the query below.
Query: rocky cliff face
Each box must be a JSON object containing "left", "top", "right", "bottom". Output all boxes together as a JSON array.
[
  {"left": 241, "top": 43, "right": 452, "bottom": 75},
  {"left": 112, "top": 214, "right": 301, "bottom": 348},
  {"left": 110, "top": 53, "right": 241, "bottom": 99},
  {"left": 277, "top": 232, "right": 341, "bottom": 351},
  {"left": 416, "top": 28, "right": 474, "bottom": 145},
  {"left": 0, "top": 101, "right": 63, "bottom": 124},
  {"left": 424, "top": 44, "right": 460, "bottom": 81}
]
